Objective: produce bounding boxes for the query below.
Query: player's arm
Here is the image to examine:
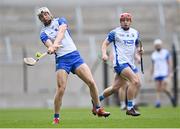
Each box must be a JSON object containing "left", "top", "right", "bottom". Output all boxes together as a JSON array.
[
  {"left": 135, "top": 39, "right": 144, "bottom": 56},
  {"left": 150, "top": 57, "right": 154, "bottom": 81},
  {"left": 134, "top": 39, "right": 142, "bottom": 64},
  {"left": 44, "top": 24, "right": 67, "bottom": 54},
  {"left": 101, "top": 39, "right": 110, "bottom": 61},
  {"left": 135, "top": 31, "right": 144, "bottom": 55},
  {"left": 43, "top": 39, "right": 58, "bottom": 54},
  {"left": 134, "top": 52, "right": 141, "bottom": 64},
  {"left": 40, "top": 32, "right": 60, "bottom": 54},
  {"left": 102, "top": 31, "right": 115, "bottom": 61},
  {"left": 53, "top": 24, "right": 67, "bottom": 47},
  {"left": 150, "top": 60, "right": 154, "bottom": 76}
]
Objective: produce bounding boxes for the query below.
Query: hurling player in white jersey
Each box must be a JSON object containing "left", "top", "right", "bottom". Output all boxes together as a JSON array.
[
  {"left": 151, "top": 39, "right": 175, "bottom": 108},
  {"left": 36, "top": 7, "right": 110, "bottom": 124},
  {"left": 99, "top": 13, "right": 143, "bottom": 116}
]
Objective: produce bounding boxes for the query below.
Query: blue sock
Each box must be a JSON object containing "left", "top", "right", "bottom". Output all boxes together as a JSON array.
[
  {"left": 54, "top": 114, "right": 59, "bottom": 118},
  {"left": 99, "top": 95, "right": 105, "bottom": 101},
  {"left": 127, "top": 100, "right": 133, "bottom": 110},
  {"left": 96, "top": 105, "right": 100, "bottom": 109}
]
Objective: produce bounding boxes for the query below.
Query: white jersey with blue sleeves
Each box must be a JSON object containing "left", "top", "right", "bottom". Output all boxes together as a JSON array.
[
  {"left": 107, "top": 27, "right": 140, "bottom": 69},
  {"left": 40, "top": 17, "right": 77, "bottom": 57},
  {"left": 151, "top": 49, "right": 170, "bottom": 78}
]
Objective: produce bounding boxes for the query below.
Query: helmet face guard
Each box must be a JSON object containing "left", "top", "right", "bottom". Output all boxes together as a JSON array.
[
  {"left": 36, "top": 7, "right": 53, "bottom": 26},
  {"left": 120, "top": 13, "right": 132, "bottom": 22},
  {"left": 36, "top": 7, "right": 53, "bottom": 18}
]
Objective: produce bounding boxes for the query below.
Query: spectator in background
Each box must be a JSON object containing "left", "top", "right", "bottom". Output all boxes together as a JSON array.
[{"left": 150, "top": 39, "right": 175, "bottom": 108}]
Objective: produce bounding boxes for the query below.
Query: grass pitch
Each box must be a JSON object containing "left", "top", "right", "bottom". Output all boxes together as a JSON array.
[{"left": 0, "top": 106, "right": 179, "bottom": 128}]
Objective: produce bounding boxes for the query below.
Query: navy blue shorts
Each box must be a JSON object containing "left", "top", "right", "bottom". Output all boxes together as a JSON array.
[
  {"left": 55, "top": 51, "right": 84, "bottom": 74},
  {"left": 114, "top": 63, "right": 138, "bottom": 74},
  {"left": 154, "top": 76, "right": 167, "bottom": 81}
]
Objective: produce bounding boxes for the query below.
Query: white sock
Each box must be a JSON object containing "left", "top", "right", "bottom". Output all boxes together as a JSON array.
[
  {"left": 132, "top": 99, "right": 136, "bottom": 106},
  {"left": 120, "top": 101, "right": 126, "bottom": 109}
]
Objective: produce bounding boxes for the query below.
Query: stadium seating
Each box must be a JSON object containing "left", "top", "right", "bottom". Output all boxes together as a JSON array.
[{"left": 0, "top": 0, "right": 179, "bottom": 108}]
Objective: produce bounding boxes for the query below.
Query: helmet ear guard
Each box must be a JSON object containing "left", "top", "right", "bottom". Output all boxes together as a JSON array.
[{"left": 120, "top": 12, "right": 132, "bottom": 22}]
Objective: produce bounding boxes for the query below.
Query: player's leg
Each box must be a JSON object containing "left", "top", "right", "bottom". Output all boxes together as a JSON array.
[
  {"left": 132, "top": 73, "right": 141, "bottom": 110},
  {"left": 53, "top": 69, "right": 68, "bottom": 124},
  {"left": 75, "top": 63, "right": 100, "bottom": 107},
  {"left": 155, "top": 80, "right": 161, "bottom": 108},
  {"left": 120, "top": 67, "right": 141, "bottom": 116},
  {"left": 119, "top": 73, "right": 140, "bottom": 111},
  {"left": 99, "top": 86, "right": 113, "bottom": 101},
  {"left": 119, "top": 85, "right": 128, "bottom": 110},
  {"left": 74, "top": 63, "right": 110, "bottom": 117},
  {"left": 162, "top": 78, "right": 175, "bottom": 106},
  {"left": 99, "top": 74, "right": 127, "bottom": 102}
]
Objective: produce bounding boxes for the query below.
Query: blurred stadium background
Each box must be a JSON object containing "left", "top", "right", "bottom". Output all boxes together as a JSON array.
[{"left": 0, "top": 0, "right": 179, "bottom": 108}]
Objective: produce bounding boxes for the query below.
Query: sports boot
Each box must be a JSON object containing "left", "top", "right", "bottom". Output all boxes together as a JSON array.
[
  {"left": 126, "top": 108, "right": 140, "bottom": 116},
  {"left": 96, "top": 107, "right": 110, "bottom": 117},
  {"left": 53, "top": 118, "right": 59, "bottom": 124}
]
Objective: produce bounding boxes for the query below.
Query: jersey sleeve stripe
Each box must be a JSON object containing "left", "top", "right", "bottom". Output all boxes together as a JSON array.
[
  {"left": 107, "top": 31, "right": 115, "bottom": 43},
  {"left": 40, "top": 32, "right": 49, "bottom": 43},
  {"left": 58, "top": 17, "right": 68, "bottom": 25}
]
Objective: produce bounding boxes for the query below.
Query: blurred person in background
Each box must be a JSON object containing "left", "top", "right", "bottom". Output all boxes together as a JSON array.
[
  {"left": 36, "top": 7, "right": 110, "bottom": 124},
  {"left": 99, "top": 12, "right": 143, "bottom": 116},
  {"left": 150, "top": 39, "right": 175, "bottom": 108}
]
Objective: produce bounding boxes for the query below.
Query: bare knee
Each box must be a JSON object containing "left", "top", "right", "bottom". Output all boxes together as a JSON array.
[
  {"left": 161, "top": 85, "right": 167, "bottom": 91},
  {"left": 131, "top": 78, "right": 140, "bottom": 89},
  {"left": 56, "top": 84, "right": 66, "bottom": 94},
  {"left": 157, "top": 87, "right": 162, "bottom": 92},
  {"left": 86, "top": 79, "right": 96, "bottom": 88},
  {"left": 121, "top": 85, "right": 127, "bottom": 91}
]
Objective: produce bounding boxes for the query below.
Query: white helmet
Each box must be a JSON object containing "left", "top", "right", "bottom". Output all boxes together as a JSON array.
[
  {"left": 36, "top": 7, "right": 53, "bottom": 17},
  {"left": 154, "top": 39, "right": 163, "bottom": 45}
]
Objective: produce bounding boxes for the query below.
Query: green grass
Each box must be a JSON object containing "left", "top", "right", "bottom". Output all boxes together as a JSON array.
[{"left": 0, "top": 106, "right": 180, "bottom": 128}]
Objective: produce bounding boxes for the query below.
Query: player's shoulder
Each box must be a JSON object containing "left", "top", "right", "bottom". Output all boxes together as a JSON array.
[
  {"left": 109, "top": 27, "right": 121, "bottom": 34},
  {"left": 50, "top": 17, "right": 66, "bottom": 27},
  {"left": 129, "top": 27, "right": 139, "bottom": 33},
  {"left": 162, "top": 48, "right": 170, "bottom": 54},
  {"left": 162, "top": 48, "right": 169, "bottom": 52},
  {"left": 151, "top": 50, "right": 157, "bottom": 57},
  {"left": 55, "top": 17, "right": 68, "bottom": 25},
  {"left": 54, "top": 17, "right": 66, "bottom": 21}
]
